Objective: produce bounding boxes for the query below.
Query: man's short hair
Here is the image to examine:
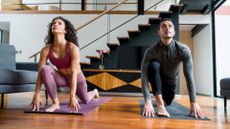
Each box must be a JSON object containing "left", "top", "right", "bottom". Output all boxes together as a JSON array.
[{"left": 160, "top": 18, "right": 173, "bottom": 24}]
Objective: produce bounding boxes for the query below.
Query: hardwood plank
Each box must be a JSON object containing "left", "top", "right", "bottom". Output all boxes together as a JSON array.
[{"left": 0, "top": 92, "right": 229, "bottom": 129}]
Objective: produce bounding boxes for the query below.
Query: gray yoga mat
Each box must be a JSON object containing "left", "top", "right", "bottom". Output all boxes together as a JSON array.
[{"left": 140, "top": 99, "right": 209, "bottom": 120}]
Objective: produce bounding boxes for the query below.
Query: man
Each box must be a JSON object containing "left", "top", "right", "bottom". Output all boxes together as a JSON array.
[{"left": 141, "top": 18, "right": 205, "bottom": 119}]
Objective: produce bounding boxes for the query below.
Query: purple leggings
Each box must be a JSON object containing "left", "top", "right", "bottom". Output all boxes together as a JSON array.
[{"left": 41, "top": 65, "right": 89, "bottom": 104}]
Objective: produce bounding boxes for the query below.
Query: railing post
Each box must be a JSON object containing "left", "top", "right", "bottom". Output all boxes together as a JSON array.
[
  {"left": 34, "top": 55, "right": 37, "bottom": 62},
  {"left": 107, "top": 12, "right": 111, "bottom": 44},
  {"left": 81, "top": 0, "right": 85, "bottom": 10},
  {"left": 138, "top": 0, "right": 144, "bottom": 15},
  {"left": 59, "top": 0, "right": 62, "bottom": 10}
]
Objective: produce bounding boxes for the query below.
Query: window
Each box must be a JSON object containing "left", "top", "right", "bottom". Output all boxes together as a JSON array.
[{"left": 214, "top": 1, "right": 230, "bottom": 96}]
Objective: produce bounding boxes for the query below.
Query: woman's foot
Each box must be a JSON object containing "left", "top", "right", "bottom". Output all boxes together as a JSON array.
[
  {"left": 157, "top": 105, "right": 170, "bottom": 117},
  {"left": 93, "top": 89, "right": 99, "bottom": 100},
  {"left": 46, "top": 103, "right": 60, "bottom": 112}
]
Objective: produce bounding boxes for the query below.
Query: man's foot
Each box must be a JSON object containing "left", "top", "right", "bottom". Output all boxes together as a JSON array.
[
  {"left": 157, "top": 105, "right": 170, "bottom": 117},
  {"left": 93, "top": 89, "right": 99, "bottom": 100},
  {"left": 45, "top": 103, "right": 60, "bottom": 112}
]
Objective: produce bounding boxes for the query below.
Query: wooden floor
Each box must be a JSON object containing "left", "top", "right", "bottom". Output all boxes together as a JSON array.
[{"left": 0, "top": 92, "right": 229, "bottom": 129}]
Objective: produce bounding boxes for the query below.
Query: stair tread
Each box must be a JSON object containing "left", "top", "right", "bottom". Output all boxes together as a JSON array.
[
  {"left": 118, "top": 37, "right": 130, "bottom": 43},
  {"left": 86, "top": 56, "right": 100, "bottom": 59},
  {"left": 117, "top": 37, "right": 129, "bottom": 39},
  {"left": 148, "top": 18, "right": 161, "bottom": 24},
  {"left": 169, "top": 4, "right": 184, "bottom": 12},
  {"left": 138, "top": 24, "right": 151, "bottom": 26},
  {"left": 128, "top": 29, "right": 140, "bottom": 32},
  {"left": 80, "top": 62, "right": 90, "bottom": 65},
  {"left": 159, "top": 12, "right": 173, "bottom": 19},
  {"left": 107, "top": 43, "right": 120, "bottom": 46},
  {"left": 149, "top": 17, "right": 161, "bottom": 20},
  {"left": 149, "top": 17, "right": 161, "bottom": 21},
  {"left": 138, "top": 24, "right": 151, "bottom": 30},
  {"left": 96, "top": 49, "right": 110, "bottom": 54},
  {"left": 128, "top": 30, "right": 140, "bottom": 37}
]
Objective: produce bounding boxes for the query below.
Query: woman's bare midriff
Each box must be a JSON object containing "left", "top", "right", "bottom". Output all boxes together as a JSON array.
[{"left": 58, "top": 67, "right": 81, "bottom": 77}]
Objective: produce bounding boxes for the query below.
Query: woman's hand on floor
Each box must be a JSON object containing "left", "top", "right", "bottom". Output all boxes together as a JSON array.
[
  {"left": 69, "top": 96, "right": 81, "bottom": 113},
  {"left": 31, "top": 94, "right": 42, "bottom": 111}
]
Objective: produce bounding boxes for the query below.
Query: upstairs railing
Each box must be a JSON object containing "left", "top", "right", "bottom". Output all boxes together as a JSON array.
[{"left": 1, "top": 0, "right": 138, "bottom": 11}]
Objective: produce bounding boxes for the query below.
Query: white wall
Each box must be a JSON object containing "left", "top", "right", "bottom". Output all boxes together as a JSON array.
[
  {"left": 0, "top": 13, "right": 155, "bottom": 63},
  {"left": 193, "top": 25, "right": 213, "bottom": 96},
  {"left": 179, "top": 14, "right": 211, "bottom": 24},
  {"left": 2, "top": 30, "right": 9, "bottom": 44},
  {"left": 179, "top": 14, "right": 214, "bottom": 96}
]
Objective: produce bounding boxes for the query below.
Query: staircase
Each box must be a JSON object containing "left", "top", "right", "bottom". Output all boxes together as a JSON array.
[{"left": 83, "top": 6, "right": 180, "bottom": 70}]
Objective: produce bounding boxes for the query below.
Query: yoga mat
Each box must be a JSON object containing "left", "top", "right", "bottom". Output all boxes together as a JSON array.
[
  {"left": 140, "top": 99, "right": 209, "bottom": 120},
  {"left": 25, "top": 97, "right": 111, "bottom": 115}
]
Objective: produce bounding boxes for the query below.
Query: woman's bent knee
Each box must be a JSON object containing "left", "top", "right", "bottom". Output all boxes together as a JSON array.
[
  {"left": 41, "top": 65, "right": 53, "bottom": 74},
  {"left": 81, "top": 98, "right": 89, "bottom": 104}
]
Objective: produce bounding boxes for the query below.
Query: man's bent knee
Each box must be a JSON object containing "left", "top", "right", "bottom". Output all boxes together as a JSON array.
[{"left": 148, "top": 61, "right": 161, "bottom": 72}]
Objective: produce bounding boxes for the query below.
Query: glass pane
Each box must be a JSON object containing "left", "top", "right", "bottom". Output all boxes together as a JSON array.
[{"left": 215, "top": 0, "right": 230, "bottom": 96}]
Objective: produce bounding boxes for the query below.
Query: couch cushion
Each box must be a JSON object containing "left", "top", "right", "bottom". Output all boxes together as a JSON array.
[
  {"left": 0, "top": 44, "right": 16, "bottom": 70},
  {"left": 0, "top": 69, "right": 18, "bottom": 84},
  {"left": 0, "top": 84, "right": 37, "bottom": 94},
  {"left": 16, "top": 70, "right": 38, "bottom": 84},
  {"left": 220, "top": 78, "right": 230, "bottom": 90}
]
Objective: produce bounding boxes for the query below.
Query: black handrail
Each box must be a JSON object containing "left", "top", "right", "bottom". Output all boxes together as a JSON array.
[
  {"left": 28, "top": 0, "right": 129, "bottom": 61},
  {"left": 76, "top": 0, "right": 129, "bottom": 31},
  {"left": 80, "top": 0, "right": 165, "bottom": 50}
]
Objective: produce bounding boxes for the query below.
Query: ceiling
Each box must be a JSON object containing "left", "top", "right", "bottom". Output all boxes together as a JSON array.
[
  {"left": 179, "top": 0, "right": 226, "bottom": 14},
  {"left": 179, "top": 0, "right": 212, "bottom": 14},
  {"left": 178, "top": 0, "right": 226, "bottom": 32}
]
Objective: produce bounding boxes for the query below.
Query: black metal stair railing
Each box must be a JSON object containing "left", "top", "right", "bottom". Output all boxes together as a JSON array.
[
  {"left": 28, "top": 0, "right": 130, "bottom": 62},
  {"left": 79, "top": 0, "right": 165, "bottom": 51},
  {"left": 28, "top": 0, "right": 168, "bottom": 63}
]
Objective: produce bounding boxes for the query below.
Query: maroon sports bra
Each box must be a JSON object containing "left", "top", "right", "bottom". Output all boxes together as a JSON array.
[{"left": 48, "top": 42, "right": 71, "bottom": 69}]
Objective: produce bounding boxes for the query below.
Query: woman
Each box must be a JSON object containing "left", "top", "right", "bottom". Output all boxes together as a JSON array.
[{"left": 31, "top": 16, "right": 99, "bottom": 112}]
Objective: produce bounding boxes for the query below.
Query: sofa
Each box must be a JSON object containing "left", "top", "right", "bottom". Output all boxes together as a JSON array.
[
  {"left": 220, "top": 78, "right": 230, "bottom": 110},
  {"left": 0, "top": 44, "right": 46, "bottom": 109}
]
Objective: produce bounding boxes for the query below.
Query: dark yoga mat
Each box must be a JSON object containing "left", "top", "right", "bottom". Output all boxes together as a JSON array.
[
  {"left": 140, "top": 99, "right": 209, "bottom": 120},
  {"left": 25, "top": 97, "right": 111, "bottom": 115}
]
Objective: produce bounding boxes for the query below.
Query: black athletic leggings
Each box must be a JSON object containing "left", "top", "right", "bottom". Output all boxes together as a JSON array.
[{"left": 148, "top": 60, "right": 176, "bottom": 105}]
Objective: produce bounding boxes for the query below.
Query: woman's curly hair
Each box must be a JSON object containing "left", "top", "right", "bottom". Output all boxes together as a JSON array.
[{"left": 44, "top": 16, "right": 79, "bottom": 46}]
